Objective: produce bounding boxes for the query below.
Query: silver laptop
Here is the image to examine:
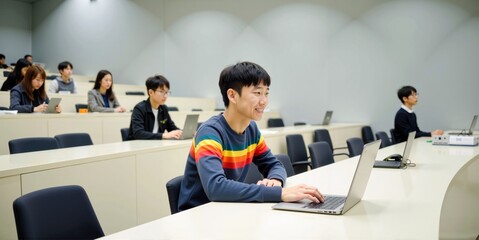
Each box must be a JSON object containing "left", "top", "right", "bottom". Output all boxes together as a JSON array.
[
  {"left": 174, "top": 114, "right": 199, "bottom": 140},
  {"left": 373, "top": 131, "right": 415, "bottom": 169},
  {"left": 313, "top": 111, "right": 333, "bottom": 126},
  {"left": 45, "top": 97, "right": 62, "bottom": 113},
  {"left": 449, "top": 115, "right": 478, "bottom": 136},
  {"left": 272, "top": 140, "right": 381, "bottom": 215}
]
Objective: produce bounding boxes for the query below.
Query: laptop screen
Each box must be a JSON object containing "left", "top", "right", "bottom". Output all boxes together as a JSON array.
[{"left": 468, "top": 115, "right": 478, "bottom": 135}]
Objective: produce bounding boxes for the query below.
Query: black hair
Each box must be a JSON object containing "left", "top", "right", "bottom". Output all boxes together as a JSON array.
[
  {"left": 397, "top": 86, "right": 417, "bottom": 103},
  {"left": 58, "top": 61, "right": 73, "bottom": 71},
  {"left": 24, "top": 54, "right": 32, "bottom": 59},
  {"left": 10, "top": 58, "right": 33, "bottom": 84},
  {"left": 0, "top": 54, "right": 5, "bottom": 59},
  {"left": 219, "top": 61, "right": 271, "bottom": 107},
  {"left": 93, "top": 70, "right": 115, "bottom": 101},
  {"left": 145, "top": 75, "right": 170, "bottom": 95}
]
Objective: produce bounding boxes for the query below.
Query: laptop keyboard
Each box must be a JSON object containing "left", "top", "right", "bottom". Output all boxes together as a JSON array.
[{"left": 303, "top": 196, "right": 345, "bottom": 210}]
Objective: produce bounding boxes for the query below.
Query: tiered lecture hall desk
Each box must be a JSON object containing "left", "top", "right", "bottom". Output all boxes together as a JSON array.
[
  {"left": 0, "top": 121, "right": 364, "bottom": 239},
  {"left": 99, "top": 138, "right": 479, "bottom": 240}
]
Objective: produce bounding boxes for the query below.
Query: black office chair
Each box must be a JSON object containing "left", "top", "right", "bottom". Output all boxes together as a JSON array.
[
  {"left": 375, "top": 131, "right": 392, "bottom": 148},
  {"left": 191, "top": 108, "right": 203, "bottom": 111},
  {"left": 244, "top": 154, "right": 295, "bottom": 183},
  {"left": 275, "top": 154, "right": 295, "bottom": 177},
  {"left": 75, "top": 103, "right": 88, "bottom": 113},
  {"left": 390, "top": 128, "right": 397, "bottom": 144},
  {"left": 244, "top": 164, "right": 264, "bottom": 184},
  {"left": 361, "top": 126, "right": 375, "bottom": 144},
  {"left": 167, "top": 106, "right": 179, "bottom": 111},
  {"left": 285, "top": 134, "right": 311, "bottom": 174},
  {"left": 46, "top": 75, "right": 57, "bottom": 80},
  {"left": 166, "top": 175, "right": 184, "bottom": 215},
  {"left": 13, "top": 185, "right": 104, "bottom": 240},
  {"left": 294, "top": 122, "right": 307, "bottom": 126},
  {"left": 3, "top": 71, "right": 11, "bottom": 77},
  {"left": 125, "top": 91, "right": 145, "bottom": 96},
  {"left": 0, "top": 106, "right": 9, "bottom": 110},
  {"left": 346, "top": 137, "right": 364, "bottom": 157},
  {"left": 120, "top": 128, "right": 129, "bottom": 141},
  {"left": 8, "top": 137, "right": 58, "bottom": 154},
  {"left": 308, "top": 142, "right": 335, "bottom": 169},
  {"left": 197, "top": 122, "right": 203, "bottom": 130},
  {"left": 214, "top": 108, "right": 225, "bottom": 111},
  {"left": 313, "top": 129, "right": 349, "bottom": 158},
  {"left": 54, "top": 133, "right": 93, "bottom": 148},
  {"left": 267, "top": 118, "right": 285, "bottom": 128}
]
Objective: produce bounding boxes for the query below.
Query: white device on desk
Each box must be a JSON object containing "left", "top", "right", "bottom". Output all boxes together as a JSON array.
[{"left": 432, "top": 135, "right": 478, "bottom": 146}]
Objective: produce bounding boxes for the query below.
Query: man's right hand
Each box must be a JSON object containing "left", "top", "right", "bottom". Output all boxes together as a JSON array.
[{"left": 281, "top": 184, "right": 324, "bottom": 203}]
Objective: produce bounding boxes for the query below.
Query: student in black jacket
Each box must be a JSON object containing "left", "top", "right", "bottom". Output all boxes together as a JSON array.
[
  {"left": 127, "top": 75, "right": 183, "bottom": 140},
  {"left": 1, "top": 58, "right": 32, "bottom": 91},
  {"left": 393, "top": 86, "right": 443, "bottom": 143}
]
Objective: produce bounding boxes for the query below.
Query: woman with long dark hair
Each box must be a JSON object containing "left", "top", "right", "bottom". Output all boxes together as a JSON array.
[
  {"left": 10, "top": 65, "right": 61, "bottom": 113},
  {"left": 87, "top": 70, "right": 126, "bottom": 112},
  {"left": 1, "top": 58, "right": 32, "bottom": 91}
]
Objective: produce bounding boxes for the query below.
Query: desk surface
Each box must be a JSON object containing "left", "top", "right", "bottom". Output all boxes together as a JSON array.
[{"left": 101, "top": 139, "right": 479, "bottom": 240}]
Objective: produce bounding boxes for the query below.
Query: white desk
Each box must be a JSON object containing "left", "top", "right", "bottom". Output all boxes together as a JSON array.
[
  {"left": 0, "top": 111, "right": 281, "bottom": 155},
  {"left": 0, "top": 123, "right": 363, "bottom": 239},
  {"left": 100, "top": 139, "right": 479, "bottom": 240}
]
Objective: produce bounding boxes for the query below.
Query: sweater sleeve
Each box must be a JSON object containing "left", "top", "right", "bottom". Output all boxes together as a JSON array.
[{"left": 48, "top": 80, "right": 58, "bottom": 93}]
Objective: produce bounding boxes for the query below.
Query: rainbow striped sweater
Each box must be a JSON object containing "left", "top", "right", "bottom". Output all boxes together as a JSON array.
[{"left": 178, "top": 114, "right": 287, "bottom": 212}]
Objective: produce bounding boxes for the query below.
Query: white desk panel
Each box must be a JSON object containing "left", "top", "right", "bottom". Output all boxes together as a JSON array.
[{"left": 101, "top": 139, "right": 479, "bottom": 240}]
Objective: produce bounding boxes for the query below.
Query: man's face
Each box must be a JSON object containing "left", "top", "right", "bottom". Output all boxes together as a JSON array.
[
  {"left": 403, "top": 91, "right": 418, "bottom": 106},
  {"left": 234, "top": 82, "right": 269, "bottom": 121},
  {"left": 60, "top": 66, "right": 73, "bottom": 78}
]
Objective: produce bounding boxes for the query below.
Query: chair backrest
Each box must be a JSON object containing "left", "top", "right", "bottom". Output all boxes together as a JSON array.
[
  {"left": 313, "top": 129, "right": 334, "bottom": 151},
  {"left": 244, "top": 164, "right": 263, "bottom": 184},
  {"left": 285, "top": 134, "right": 309, "bottom": 174},
  {"left": 75, "top": 103, "right": 88, "bottom": 113},
  {"left": 191, "top": 108, "right": 203, "bottom": 111},
  {"left": 375, "top": 131, "right": 392, "bottom": 148},
  {"left": 0, "top": 106, "right": 9, "bottom": 110},
  {"left": 308, "top": 142, "right": 335, "bottom": 169},
  {"left": 267, "top": 118, "right": 285, "bottom": 128},
  {"left": 361, "top": 126, "right": 375, "bottom": 144},
  {"left": 125, "top": 91, "right": 145, "bottom": 96},
  {"left": 9, "top": 137, "right": 58, "bottom": 154},
  {"left": 13, "top": 185, "right": 104, "bottom": 239},
  {"left": 294, "top": 122, "right": 306, "bottom": 126},
  {"left": 390, "top": 128, "right": 397, "bottom": 144},
  {"left": 167, "top": 106, "right": 179, "bottom": 111},
  {"left": 166, "top": 175, "right": 184, "bottom": 215},
  {"left": 275, "top": 154, "right": 295, "bottom": 177},
  {"left": 346, "top": 137, "right": 364, "bottom": 157},
  {"left": 54, "top": 133, "right": 93, "bottom": 148},
  {"left": 120, "top": 128, "right": 129, "bottom": 141}
]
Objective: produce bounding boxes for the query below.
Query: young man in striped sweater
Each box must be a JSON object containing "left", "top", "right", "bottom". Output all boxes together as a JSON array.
[{"left": 178, "top": 61, "right": 324, "bottom": 212}]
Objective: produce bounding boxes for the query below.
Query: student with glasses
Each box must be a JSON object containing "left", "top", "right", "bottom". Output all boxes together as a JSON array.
[
  {"left": 127, "top": 75, "right": 183, "bottom": 140},
  {"left": 10, "top": 65, "right": 61, "bottom": 113},
  {"left": 393, "top": 85, "right": 443, "bottom": 143}
]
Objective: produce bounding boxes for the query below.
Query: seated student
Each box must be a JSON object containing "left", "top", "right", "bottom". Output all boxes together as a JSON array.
[
  {"left": 0, "top": 53, "right": 13, "bottom": 70},
  {"left": 1, "top": 58, "right": 32, "bottom": 91},
  {"left": 178, "top": 61, "right": 324, "bottom": 212},
  {"left": 87, "top": 70, "right": 126, "bottom": 112},
  {"left": 10, "top": 65, "right": 61, "bottom": 113},
  {"left": 394, "top": 85, "right": 443, "bottom": 143},
  {"left": 24, "top": 54, "right": 33, "bottom": 64},
  {"left": 127, "top": 75, "right": 183, "bottom": 140},
  {"left": 48, "top": 61, "right": 78, "bottom": 94}
]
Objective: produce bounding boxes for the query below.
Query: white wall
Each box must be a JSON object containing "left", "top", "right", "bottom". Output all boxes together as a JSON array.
[
  {"left": 0, "top": 0, "right": 32, "bottom": 64},
  {"left": 29, "top": 0, "right": 479, "bottom": 132}
]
